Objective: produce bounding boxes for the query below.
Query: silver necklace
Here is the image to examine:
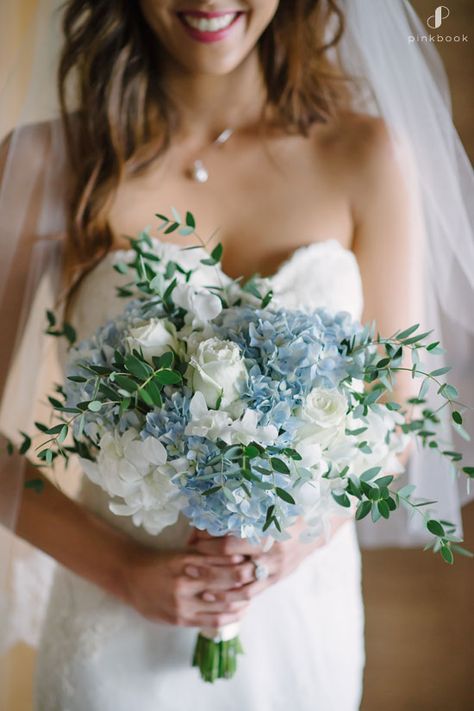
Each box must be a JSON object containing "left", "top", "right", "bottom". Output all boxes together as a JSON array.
[{"left": 188, "top": 127, "right": 234, "bottom": 183}]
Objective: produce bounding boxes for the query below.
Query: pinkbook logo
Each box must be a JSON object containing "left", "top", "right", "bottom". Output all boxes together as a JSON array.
[{"left": 427, "top": 5, "right": 450, "bottom": 30}]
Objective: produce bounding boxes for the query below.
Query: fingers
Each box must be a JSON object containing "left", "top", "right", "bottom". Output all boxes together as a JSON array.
[
  {"left": 191, "top": 536, "right": 265, "bottom": 557},
  {"left": 191, "top": 598, "right": 248, "bottom": 614},
  {"left": 204, "top": 579, "right": 269, "bottom": 603},
  {"left": 182, "top": 553, "right": 244, "bottom": 568},
  {"left": 183, "top": 560, "right": 256, "bottom": 589}
]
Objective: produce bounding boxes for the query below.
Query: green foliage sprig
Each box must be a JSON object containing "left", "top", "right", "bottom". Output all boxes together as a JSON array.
[{"left": 7, "top": 209, "right": 473, "bottom": 563}]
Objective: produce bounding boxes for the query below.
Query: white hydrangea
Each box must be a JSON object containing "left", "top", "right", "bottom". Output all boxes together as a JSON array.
[
  {"left": 80, "top": 429, "right": 184, "bottom": 535},
  {"left": 185, "top": 392, "right": 278, "bottom": 446}
]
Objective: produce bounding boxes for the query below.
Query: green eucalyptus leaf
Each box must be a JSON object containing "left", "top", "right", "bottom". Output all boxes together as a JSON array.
[
  {"left": 113, "top": 262, "right": 129, "bottom": 275},
  {"left": 154, "top": 351, "right": 174, "bottom": 369},
  {"left": 387, "top": 496, "right": 397, "bottom": 511},
  {"left": 271, "top": 457, "right": 290, "bottom": 474},
  {"left": 87, "top": 400, "right": 102, "bottom": 412},
  {"left": 430, "top": 366, "right": 451, "bottom": 377},
  {"left": 63, "top": 323, "right": 77, "bottom": 345},
  {"left": 355, "top": 500, "right": 372, "bottom": 520},
  {"left": 57, "top": 425, "right": 68, "bottom": 444},
  {"left": 332, "top": 491, "right": 351, "bottom": 508},
  {"left": 345, "top": 426, "right": 368, "bottom": 437},
  {"left": 202, "top": 485, "right": 221, "bottom": 496},
  {"left": 185, "top": 211, "right": 196, "bottom": 228},
  {"left": 440, "top": 545, "right": 454, "bottom": 564},
  {"left": 371, "top": 502, "right": 382, "bottom": 522},
  {"left": 244, "top": 445, "right": 260, "bottom": 459},
  {"left": 114, "top": 375, "right": 138, "bottom": 393},
  {"left": 154, "top": 369, "right": 182, "bottom": 385},
  {"left": 418, "top": 378, "right": 430, "bottom": 400},
  {"left": 164, "top": 221, "right": 180, "bottom": 234},
  {"left": 138, "top": 388, "right": 155, "bottom": 407},
  {"left": 397, "top": 483, "right": 416, "bottom": 498},
  {"left": 67, "top": 375, "right": 87, "bottom": 383},
  {"left": 427, "top": 519, "right": 445, "bottom": 537},
  {"left": 441, "top": 384, "right": 459, "bottom": 400},
  {"left": 24, "top": 478, "right": 44, "bottom": 493},
  {"left": 374, "top": 475, "right": 394, "bottom": 489},
  {"left": 402, "top": 330, "right": 432, "bottom": 345},
  {"left": 396, "top": 324, "right": 419, "bottom": 340},
  {"left": 360, "top": 466, "right": 381, "bottom": 482},
  {"left": 142, "top": 380, "right": 163, "bottom": 407},
  {"left": 453, "top": 422, "right": 470, "bottom": 441},
  {"left": 171, "top": 206, "right": 182, "bottom": 223},
  {"left": 275, "top": 487, "right": 296, "bottom": 504},
  {"left": 452, "top": 410, "right": 463, "bottom": 425},
  {"left": 261, "top": 290, "right": 273, "bottom": 308},
  {"left": 125, "top": 354, "right": 153, "bottom": 380},
  {"left": 19, "top": 433, "right": 32, "bottom": 456},
  {"left": 451, "top": 544, "right": 474, "bottom": 558}
]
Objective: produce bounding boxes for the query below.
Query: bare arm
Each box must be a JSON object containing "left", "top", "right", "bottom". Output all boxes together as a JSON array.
[
  {"left": 14, "top": 463, "right": 252, "bottom": 627},
  {"left": 16, "top": 464, "right": 134, "bottom": 600},
  {"left": 351, "top": 118, "right": 425, "bottom": 403}
]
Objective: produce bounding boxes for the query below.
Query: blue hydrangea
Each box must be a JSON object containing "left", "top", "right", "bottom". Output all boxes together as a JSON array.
[{"left": 64, "top": 291, "right": 366, "bottom": 541}]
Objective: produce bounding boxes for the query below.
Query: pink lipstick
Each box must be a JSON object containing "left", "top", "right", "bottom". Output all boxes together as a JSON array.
[{"left": 177, "top": 9, "right": 245, "bottom": 44}]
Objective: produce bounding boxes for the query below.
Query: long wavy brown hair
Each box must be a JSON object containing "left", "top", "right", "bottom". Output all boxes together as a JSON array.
[{"left": 58, "top": 0, "right": 349, "bottom": 286}]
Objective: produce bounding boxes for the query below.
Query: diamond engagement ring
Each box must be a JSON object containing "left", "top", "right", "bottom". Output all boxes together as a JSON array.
[{"left": 253, "top": 560, "right": 269, "bottom": 581}]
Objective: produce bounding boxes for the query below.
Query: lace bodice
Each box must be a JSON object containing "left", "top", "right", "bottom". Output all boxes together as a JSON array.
[{"left": 70, "top": 237, "right": 363, "bottom": 340}]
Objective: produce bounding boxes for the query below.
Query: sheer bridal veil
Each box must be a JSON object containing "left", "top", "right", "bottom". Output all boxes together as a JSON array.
[{"left": 1, "top": 0, "right": 473, "bottom": 680}]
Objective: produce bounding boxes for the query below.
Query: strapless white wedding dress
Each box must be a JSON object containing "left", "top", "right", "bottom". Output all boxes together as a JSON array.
[{"left": 35, "top": 239, "right": 365, "bottom": 711}]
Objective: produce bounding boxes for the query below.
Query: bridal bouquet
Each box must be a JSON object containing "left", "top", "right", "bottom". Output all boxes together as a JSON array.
[{"left": 13, "top": 210, "right": 473, "bottom": 683}]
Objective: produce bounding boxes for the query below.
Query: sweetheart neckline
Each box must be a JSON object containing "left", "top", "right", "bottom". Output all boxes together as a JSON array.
[{"left": 105, "top": 237, "right": 354, "bottom": 283}]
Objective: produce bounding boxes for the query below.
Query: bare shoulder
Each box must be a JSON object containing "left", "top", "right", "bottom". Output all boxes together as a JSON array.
[
  {"left": 314, "top": 112, "right": 415, "bottom": 222},
  {"left": 316, "top": 112, "right": 405, "bottom": 176}
]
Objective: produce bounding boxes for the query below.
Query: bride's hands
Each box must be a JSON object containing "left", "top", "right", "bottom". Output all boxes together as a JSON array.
[
  {"left": 188, "top": 515, "right": 350, "bottom": 605},
  {"left": 123, "top": 545, "right": 257, "bottom": 628}
]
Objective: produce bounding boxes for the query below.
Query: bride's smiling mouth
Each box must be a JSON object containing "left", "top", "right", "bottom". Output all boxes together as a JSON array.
[{"left": 176, "top": 9, "right": 246, "bottom": 43}]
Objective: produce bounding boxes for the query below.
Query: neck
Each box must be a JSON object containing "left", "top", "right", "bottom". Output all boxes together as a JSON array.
[{"left": 160, "top": 48, "right": 268, "bottom": 146}]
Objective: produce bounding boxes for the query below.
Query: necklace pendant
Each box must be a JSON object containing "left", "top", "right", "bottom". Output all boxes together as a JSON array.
[{"left": 191, "top": 160, "right": 209, "bottom": 183}]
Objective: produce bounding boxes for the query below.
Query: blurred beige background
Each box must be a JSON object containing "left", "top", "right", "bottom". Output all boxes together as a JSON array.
[
  {"left": 362, "top": 2, "right": 474, "bottom": 710},
  {"left": 1, "top": 1, "right": 473, "bottom": 710}
]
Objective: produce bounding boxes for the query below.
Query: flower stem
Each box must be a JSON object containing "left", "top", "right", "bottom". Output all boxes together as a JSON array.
[{"left": 191, "top": 633, "right": 244, "bottom": 683}]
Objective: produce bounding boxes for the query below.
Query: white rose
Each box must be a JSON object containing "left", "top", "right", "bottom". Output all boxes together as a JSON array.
[
  {"left": 126, "top": 318, "right": 178, "bottom": 364},
  {"left": 299, "top": 387, "right": 348, "bottom": 429},
  {"left": 293, "top": 387, "right": 348, "bottom": 455},
  {"left": 173, "top": 283, "right": 222, "bottom": 325},
  {"left": 189, "top": 337, "right": 247, "bottom": 409}
]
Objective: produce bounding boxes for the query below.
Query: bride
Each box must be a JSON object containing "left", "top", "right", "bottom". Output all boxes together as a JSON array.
[{"left": 0, "top": 1, "right": 472, "bottom": 709}]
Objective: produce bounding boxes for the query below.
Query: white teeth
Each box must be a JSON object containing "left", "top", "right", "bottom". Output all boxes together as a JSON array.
[{"left": 182, "top": 12, "right": 238, "bottom": 32}]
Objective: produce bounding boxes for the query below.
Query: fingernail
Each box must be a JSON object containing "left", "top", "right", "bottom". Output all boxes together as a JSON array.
[
  {"left": 231, "top": 555, "right": 245, "bottom": 563},
  {"left": 184, "top": 565, "right": 200, "bottom": 578},
  {"left": 202, "top": 592, "right": 216, "bottom": 602}
]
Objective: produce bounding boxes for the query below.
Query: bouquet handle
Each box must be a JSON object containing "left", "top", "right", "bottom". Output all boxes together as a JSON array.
[{"left": 192, "top": 623, "right": 243, "bottom": 682}]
